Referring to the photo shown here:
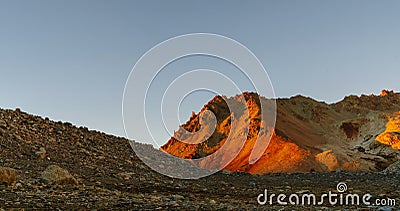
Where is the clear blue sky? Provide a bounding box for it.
[1,0,399,142]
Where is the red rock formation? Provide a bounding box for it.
[162,91,400,174]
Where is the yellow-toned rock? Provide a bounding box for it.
[315,150,339,171]
[376,112,400,150]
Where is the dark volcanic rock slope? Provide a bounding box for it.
[0,108,155,189]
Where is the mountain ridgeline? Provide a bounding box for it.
[161,90,400,174]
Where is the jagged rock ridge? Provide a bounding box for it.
[162,90,400,174]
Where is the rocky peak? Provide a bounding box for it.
[162,91,400,174]
[380,89,395,97]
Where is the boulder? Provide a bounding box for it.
[0,167,17,185]
[41,165,78,186]
[315,150,339,171]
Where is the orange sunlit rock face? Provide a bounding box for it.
[161,92,323,173]
[376,112,400,150]
[162,90,400,174]
[380,89,394,97]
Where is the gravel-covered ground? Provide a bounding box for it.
[1,171,400,210]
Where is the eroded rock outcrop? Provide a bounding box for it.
[162,90,400,174]
[376,112,400,150]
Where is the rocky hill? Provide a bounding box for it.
[162,90,400,174]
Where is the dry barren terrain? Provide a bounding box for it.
[1,91,400,210]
